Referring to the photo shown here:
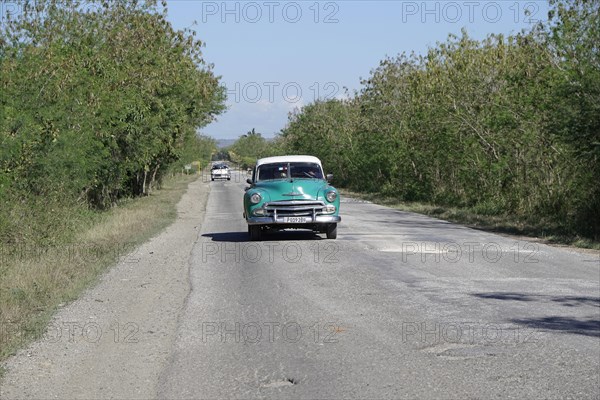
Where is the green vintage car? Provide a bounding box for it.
[243,155,341,241]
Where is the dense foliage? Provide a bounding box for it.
[0,1,225,244]
[280,0,599,239]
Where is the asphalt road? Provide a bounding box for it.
[2,171,599,399]
[159,171,600,399]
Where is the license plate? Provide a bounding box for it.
[285,217,307,223]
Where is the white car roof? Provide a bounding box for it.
[256,155,322,167]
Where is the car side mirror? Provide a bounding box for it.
[326,173,334,183]
[246,178,253,185]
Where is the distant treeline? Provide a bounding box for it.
[0,1,225,244]
[225,128,280,169]
[279,0,599,239]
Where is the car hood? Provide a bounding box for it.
[253,179,330,201]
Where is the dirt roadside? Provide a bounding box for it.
[0,178,209,399]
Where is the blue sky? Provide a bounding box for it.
[166,1,549,140]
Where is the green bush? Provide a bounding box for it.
[280,0,599,239]
[0,1,225,246]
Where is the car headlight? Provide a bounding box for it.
[325,191,337,203]
[250,192,262,204]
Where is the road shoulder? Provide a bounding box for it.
[0,177,210,399]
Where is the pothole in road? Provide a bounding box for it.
[421,343,510,359]
[261,378,297,388]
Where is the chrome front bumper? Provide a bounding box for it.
[246,200,341,225]
[246,215,341,225]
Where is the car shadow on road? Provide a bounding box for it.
[201,232,249,242]
[202,230,324,243]
[472,292,600,337]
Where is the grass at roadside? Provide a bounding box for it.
[339,189,600,250]
[0,173,199,364]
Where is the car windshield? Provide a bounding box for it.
[256,162,323,181]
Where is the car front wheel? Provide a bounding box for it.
[248,225,262,241]
[326,223,337,239]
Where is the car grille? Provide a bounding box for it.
[263,200,326,217]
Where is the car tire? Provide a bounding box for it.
[326,223,337,239]
[248,225,262,241]
[211,177,215,181]
[227,177,231,181]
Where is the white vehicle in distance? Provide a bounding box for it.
[211,163,231,181]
